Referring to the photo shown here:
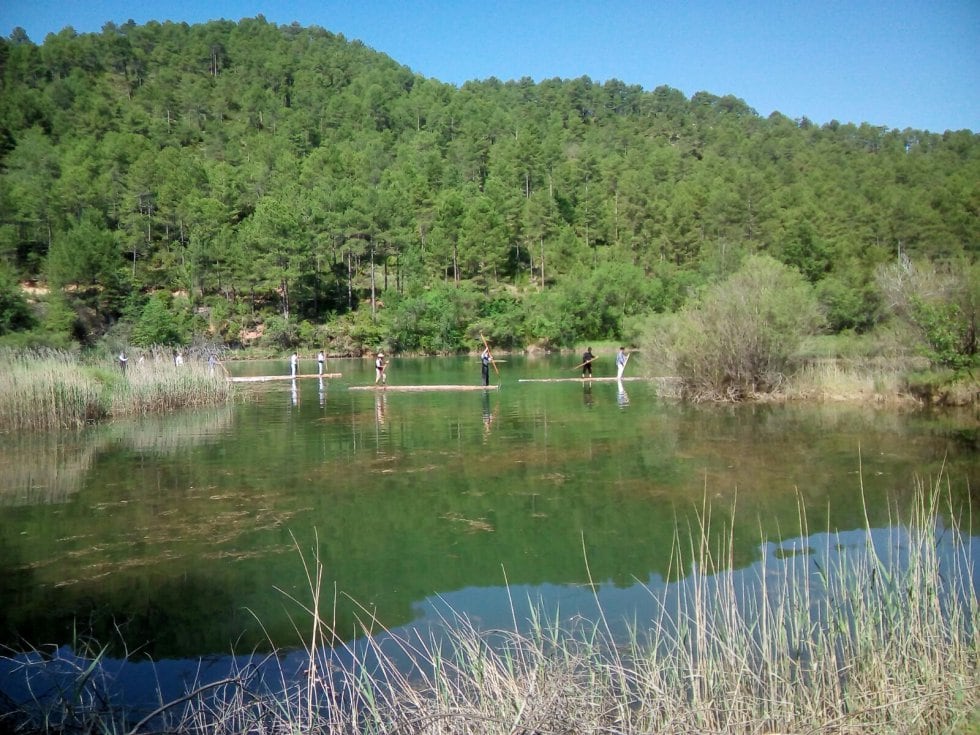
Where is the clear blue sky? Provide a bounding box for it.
[2,0,977,133]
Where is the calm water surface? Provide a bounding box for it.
[1,355,977,701]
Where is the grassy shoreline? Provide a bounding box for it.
[2,479,976,734]
[0,349,234,432]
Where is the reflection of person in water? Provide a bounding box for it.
[482,391,495,435]
[291,379,298,406]
[617,380,630,409]
[583,382,594,408]
[375,391,387,426]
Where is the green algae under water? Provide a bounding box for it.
[0,355,976,660]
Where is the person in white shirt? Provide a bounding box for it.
[616,347,629,380]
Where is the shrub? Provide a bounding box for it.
[261,314,300,349]
[653,255,824,399]
[875,257,979,372]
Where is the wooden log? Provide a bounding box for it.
[348,384,500,392]
[229,373,342,383]
[518,376,648,383]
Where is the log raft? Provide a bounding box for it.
[348,384,499,392]
[518,376,683,388]
[229,373,342,383]
[517,376,646,383]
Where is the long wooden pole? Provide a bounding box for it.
[569,356,600,371]
[480,333,500,375]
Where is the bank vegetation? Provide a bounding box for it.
[0,348,233,431]
[643,255,978,405]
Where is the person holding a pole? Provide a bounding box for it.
[481,346,492,386]
[616,346,630,380]
[581,346,595,378]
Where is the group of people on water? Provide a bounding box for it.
[288,350,330,378]
[481,343,631,385]
[578,346,630,380]
[289,344,633,386]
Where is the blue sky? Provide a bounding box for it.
[1,1,977,133]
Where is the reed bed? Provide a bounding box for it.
[112,355,233,415]
[0,348,233,432]
[783,358,912,404]
[0,348,109,430]
[2,478,976,734]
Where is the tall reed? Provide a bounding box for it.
[226,476,978,734]
[0,349,109,430]
[110,354,233,415]
[0,348,233,432]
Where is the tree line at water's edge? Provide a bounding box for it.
[0,17,977,393]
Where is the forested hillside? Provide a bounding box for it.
[0,17,977,354]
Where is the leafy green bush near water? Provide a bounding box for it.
[649,255,825,400]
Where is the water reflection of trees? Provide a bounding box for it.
[2,392,976,661]
[0,433,100,507]
[0,408,234,506]
[103,407,234,455]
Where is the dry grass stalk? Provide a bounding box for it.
[0,348,232,431]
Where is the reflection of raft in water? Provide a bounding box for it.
[229,373,342,383]
[518,376,647,383]
[349,384,499,392]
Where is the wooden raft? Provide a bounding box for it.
[229,373,342,383]
[518,376,647,383]
[348,384,500,392]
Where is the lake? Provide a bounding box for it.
[1,355,977,706]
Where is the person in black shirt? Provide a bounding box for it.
[581,347,594,378]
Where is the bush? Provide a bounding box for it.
[384,283,481,353]
[261,314,300,349]
[875,258,979,372]
[652,255,824,399]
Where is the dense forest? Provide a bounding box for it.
[0,16,977,358]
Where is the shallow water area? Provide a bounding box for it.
[1,355,977,713]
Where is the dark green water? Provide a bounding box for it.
[1,356,977,664]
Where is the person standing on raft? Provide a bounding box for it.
[581,347,595,378]
[481,346,492,386]
[616,346,630,380]
[375,351,387,385]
